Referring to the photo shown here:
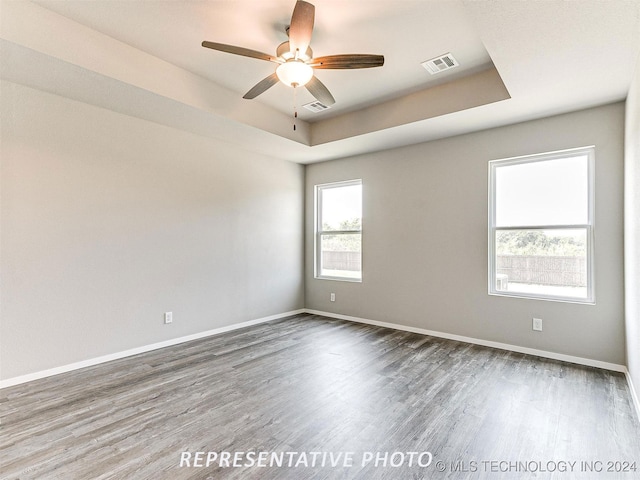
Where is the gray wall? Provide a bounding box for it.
[0,79,631,381]
[625,56,640,396]
[0,81,305,380]
[306,103,625,365]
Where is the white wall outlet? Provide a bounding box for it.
[164,312,173,324]
[330,293,336,302]
[532,317,542,332]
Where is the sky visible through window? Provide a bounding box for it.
[496,155,588,228]
[321,183,362,230]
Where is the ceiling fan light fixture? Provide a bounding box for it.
[276,60,313,87]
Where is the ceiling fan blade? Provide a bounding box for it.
[243,73,279,99]
[311,54,385,69]
[288,1,315,56]
[202,41,279,63]
[305,76,335,106]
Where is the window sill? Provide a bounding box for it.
[315,275,362,283]
[488,291,595,305]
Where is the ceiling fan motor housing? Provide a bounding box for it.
[277,41,313,62]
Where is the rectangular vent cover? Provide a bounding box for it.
[421,53,459,75]
[303,101,331,113]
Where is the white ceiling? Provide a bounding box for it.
[33,0,495,121]
[2,0,640,164]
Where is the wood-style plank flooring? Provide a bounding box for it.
[1,313,639,479]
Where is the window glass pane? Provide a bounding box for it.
[321,184,362,231]
[495,228,587,299]
[320,233,361,279]
[495,155,588,227]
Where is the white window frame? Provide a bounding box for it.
[488,146,595,304]
[315,179,363,282]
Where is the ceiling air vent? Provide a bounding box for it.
[421,53,459,75]
[303,101,331,113]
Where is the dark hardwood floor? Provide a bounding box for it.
[1,313,639,479]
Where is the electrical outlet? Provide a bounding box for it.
[164,312,173,324]
[532,318,542,332]
[330,293,336,302]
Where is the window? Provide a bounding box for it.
[315,180,362,281]
[489,147,594,303]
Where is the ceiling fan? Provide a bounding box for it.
[201,0,384,107]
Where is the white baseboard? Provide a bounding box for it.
[310,305,639,418]
[2,307,633,401]
[0,309,305,389]
[625,369,640,422]
[304,309,627,373]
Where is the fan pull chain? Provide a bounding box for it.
[293,84,298,131]
[293,48,300,131]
